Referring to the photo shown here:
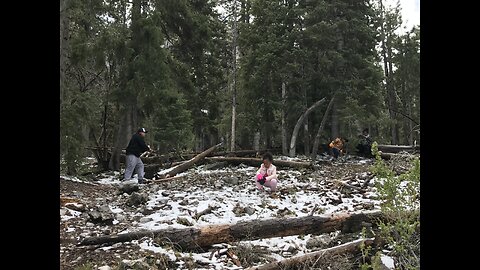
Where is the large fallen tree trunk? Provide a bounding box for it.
[377,144,420,153]
[79,211,382,250]
[246,238,375,270]
[205,157,314,169]
[160,142,223,177]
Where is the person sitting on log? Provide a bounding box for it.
[255,152,278,192]
[329,137,347,159]
[356,128,373,158]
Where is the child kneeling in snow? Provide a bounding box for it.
[255,152,277,192]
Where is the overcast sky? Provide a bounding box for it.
[385,0,420,33]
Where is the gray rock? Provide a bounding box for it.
[60,208,67,216]
[127,192,148,206]
[73,191,84,197]
[119,260,151,270]
[140,217,154,223]
[223,177,239,185]
[158,198,169,204]
[118,183,140,194]
[161,191,170,197]
[362,202,374,210]
[245,207,256,215]
[115,213,126,222]
[98,266,111,270]
[306,235,332,249]
[88,205,114,224]
[142,207,155,215]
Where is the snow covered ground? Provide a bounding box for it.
[60,155,402,269]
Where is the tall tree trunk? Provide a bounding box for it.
[387,45,399,144]
[109,105,136,171]
[331,99,339,139]
[379,0,398,145]
[289,98,326,157]
[230,0,238,152]
[281,81,288,155]
[60,0,70,110]
[253,131,260,151]
[311,95,336,158]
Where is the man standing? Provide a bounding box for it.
[124,128,150,184]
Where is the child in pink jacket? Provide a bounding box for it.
[255,152,278,192]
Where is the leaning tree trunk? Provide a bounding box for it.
[311,95,336,158]
[281,81,288,155]
[289,98,326,157]
[79,211,383,250]
[160,142,223,177]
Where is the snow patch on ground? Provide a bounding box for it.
[381,254,395,269]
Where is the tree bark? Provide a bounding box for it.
[253,131,260,151]
[311,95,336,158]
[377,144,420,153]
[379,152,417,160]
[230,0,238,152]
[60,0,70,109]
[281,81,288,155]
[330,99,339,139]
[160,142,223,177]
[109,105,135,171]
[289,98,326,157]
[79,211,383,250]
[246,238,375,270]
[205,157,314,169]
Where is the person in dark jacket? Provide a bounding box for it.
[356,128,373,158]
[124,128,150,184]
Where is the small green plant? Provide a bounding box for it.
[367,142,420,269]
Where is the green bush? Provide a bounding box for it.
[369,142,420,269]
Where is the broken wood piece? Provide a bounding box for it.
[245,238,374,270]
[194,205,219,220]
[227,249,242,267]
[328,179,365,193]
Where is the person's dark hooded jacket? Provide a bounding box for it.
[126,133,149,157]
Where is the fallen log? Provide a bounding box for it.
[205,157,314,169]
[377,144,420,153]
[380,152,418,160]
[160,142,223,177]
[246,238,374,270]
[141,149,280,164]
[78,211,383,250]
